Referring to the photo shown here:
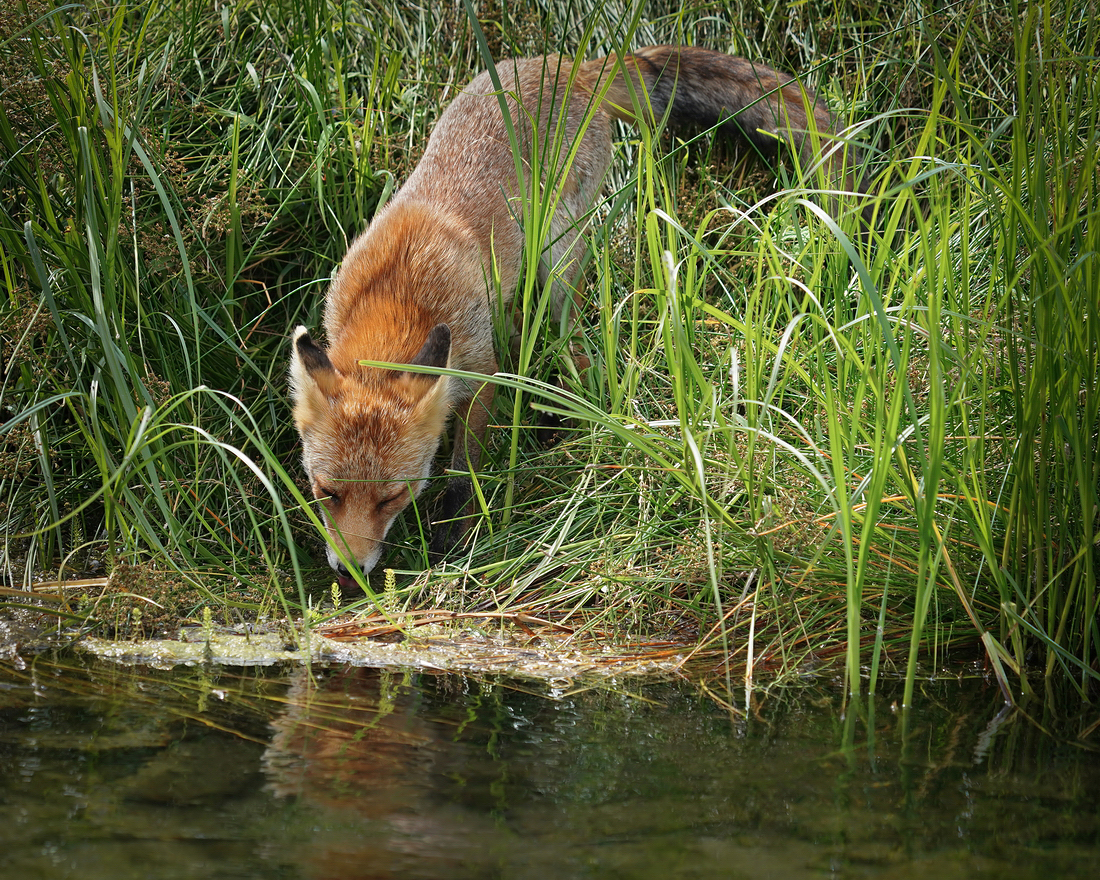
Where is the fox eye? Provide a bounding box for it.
[377,490,404,511]
[317,485,341,506]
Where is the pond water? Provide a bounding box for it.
[1,654,1097,879]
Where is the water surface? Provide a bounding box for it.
[1,655,1096,879]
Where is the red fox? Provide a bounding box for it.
[290,46,857,586]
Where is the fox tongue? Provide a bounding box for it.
[337,574,358,591]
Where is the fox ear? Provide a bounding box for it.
[289,327,342,431]
[399,323,452,404]
[409,323,451,372]
[290,327,342,397]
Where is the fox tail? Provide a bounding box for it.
[588,45,860,189]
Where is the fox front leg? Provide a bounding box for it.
[430,378,495,560]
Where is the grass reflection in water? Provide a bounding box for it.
[0,657,1097,879]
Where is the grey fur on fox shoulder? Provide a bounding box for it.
[289,46,860,586]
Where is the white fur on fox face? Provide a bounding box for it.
[326,540,382,577]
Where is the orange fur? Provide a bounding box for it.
[290,46,855,582]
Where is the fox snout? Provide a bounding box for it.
[314,479,416,583]
[330,557,362,589]
[324,529,385,588]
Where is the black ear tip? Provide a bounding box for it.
[292,326,334,373]
[411,322,452,370]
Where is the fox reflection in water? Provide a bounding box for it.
[262,667,497,879]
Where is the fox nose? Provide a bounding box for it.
[333,561,363,590]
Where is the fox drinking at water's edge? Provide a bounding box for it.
[289,46,859,586]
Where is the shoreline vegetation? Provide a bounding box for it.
[1,0,1097,710]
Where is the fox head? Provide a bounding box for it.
[288,323,452,583]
